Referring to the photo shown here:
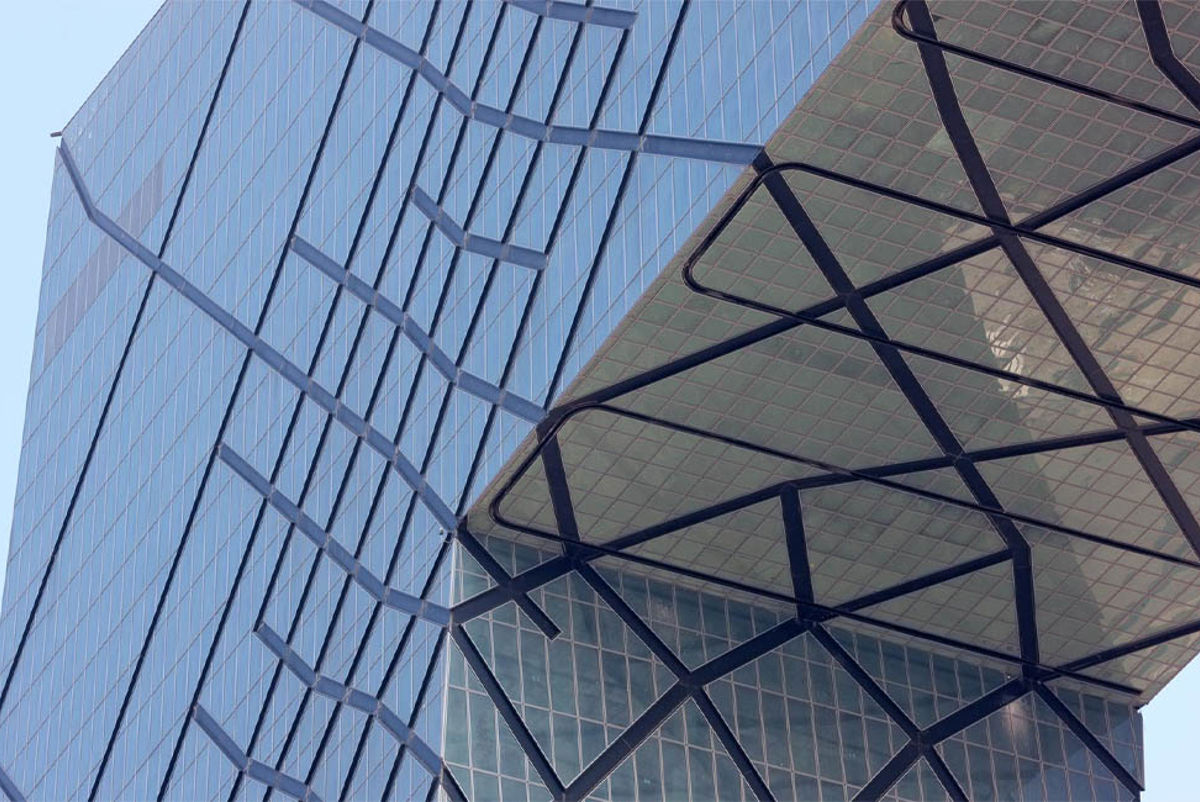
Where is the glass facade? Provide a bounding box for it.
[0,1,1169,801]
[450,537,1142,802]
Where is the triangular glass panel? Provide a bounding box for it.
[458,565,679,785]
[884,755,952,802]
[431,249,499,366]
[452,538,502,603]
[613,320,944,476]
[621,496,794,602]
[854,559,1022,659]
[477,531,560,577]
[364,332,428,451]
[1028,237,1200,420]
[259,250,339,375]
[508,405,822,546]
[689,184,840,315]
[425,386,492,511]
[1039,145,1200,289]
[373,614,445,735]
[305,709,369,802]
[163,720,238,801]
[780,168,992,291]
[979,439,1192,559]
[578,698,759,802]
[1024,522,1200,696]
[338,716,400,802]
[274,691,336,791]
[389,758,435,802]
[407,624,450,754]
[313,282,367,402]
[491,444,561,539]
[941,42,1196,219]
[925,2,1200,125]
[1046,684,1143,786]
[460,261,536,387]
[890,467,979,505]
[444,632,556,802]
[766,23,985,215]
[866,245,1092,392]
[706,629,910,798]
[815,304,857,330]
[555,272,779,406]
[460,404,544,509]
[223,359,302,485]
[935,691,1139,802]
[802,474,1007,606]
[897,347,1114,454]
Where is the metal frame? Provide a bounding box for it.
[299,0,760,165]
[192,705,321,802]
[289,235,545,423]
[465,0,1200,796]
[231,3,476,798]
[254,622,466,801]
[222,4,488,798]
[0,766,24,802]
[15,0,1200,799]
[261,4,558,797]
[155,3,454,797]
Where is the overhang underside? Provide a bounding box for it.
[467,0,1200,703]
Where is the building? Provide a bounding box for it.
[5,0,1200,798]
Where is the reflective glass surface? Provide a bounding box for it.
[0,1,1159,800]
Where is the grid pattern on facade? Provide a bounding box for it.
[465,0,1200,798]
[0,0,1191,800]
[0,0,885,799]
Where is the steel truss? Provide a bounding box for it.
[11,1,1200,800]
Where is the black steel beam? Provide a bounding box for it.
[0,766,24,802]
[891,0,1200,130]
[812,626,919,738]
[780,487,815,608]
[493,405,1200,579]
[1135,0,1200,110]
[852,741,920,801]
[1035,684,1143,795]
[451,626,565,797]
[455,528,559,638]
[925,752,969,802]
[559,125,1200,420]
[259,4,515,794]
[907,0,1200,565]
[791,414,1200,495]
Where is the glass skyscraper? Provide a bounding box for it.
[8,0,1200,799]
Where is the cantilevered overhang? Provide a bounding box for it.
[467,0,1200,702]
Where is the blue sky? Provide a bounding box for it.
[0,3,1195,799]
